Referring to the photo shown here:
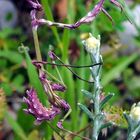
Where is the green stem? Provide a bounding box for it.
[127,131,137,140]
[88,36,102,140]
[92,66,102,140]
[32,29,42,61]
[127,125,140,140]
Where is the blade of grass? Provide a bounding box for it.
[41,0,62,50]
[78,103,94,120]
[62,29,70,61]
[60,0,77,130]
[0,50,23,64]
[61,63,77,131]
[102,54,138,86]
[118,0,140,31]
[5,111,27,140]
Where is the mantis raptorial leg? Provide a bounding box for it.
[59,108,72,124]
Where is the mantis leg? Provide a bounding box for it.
[110,0,123,12]
[57,108,72,129]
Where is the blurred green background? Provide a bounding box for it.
[0,0,140,139]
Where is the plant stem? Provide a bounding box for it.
[32,29,42,61]
[92,61,102,140]
[127,125,140,140]
[83,35,102,140]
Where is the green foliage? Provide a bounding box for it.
[1,0,140,140]
[78,103,94,120]
[102,54,138,86]
[5,112,27,140]
[100,93,114,110]
[81,89,93,99]
[124,112,140,140]
[28,130,40,140]
[0,50,23,64]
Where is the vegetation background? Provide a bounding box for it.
[0,0,140,139]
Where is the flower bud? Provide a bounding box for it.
[84,34,100,52]
[130,102,140,122]
[82,33,100,54]
[82,34,101,64]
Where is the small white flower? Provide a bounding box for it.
[83,34,100,53]
[130,102,140,122]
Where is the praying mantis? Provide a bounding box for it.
[32,50,102,129]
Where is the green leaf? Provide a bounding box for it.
[41,0,61,47]
[0,59,7,68]
[104,83,120,104]
[99,122,113,132]
[123,113,136,131]
[12,75,25,92]
[78,103,94,120]
[102,54,138,86]
[81,89,93,100]
[75,48,91,103]
[100,93,114,110]
[28,130,40,140]
[53,132,62,140]
[0,28,21,39]
[0,83,12,96]
[12,75,24,85]
[5,112,27,140]
[0,50,23,64]
[62,29,70,61]
[17,104,34,133]
[118,0,140,31]
[134,125,140,138]
[61,63,77,130]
